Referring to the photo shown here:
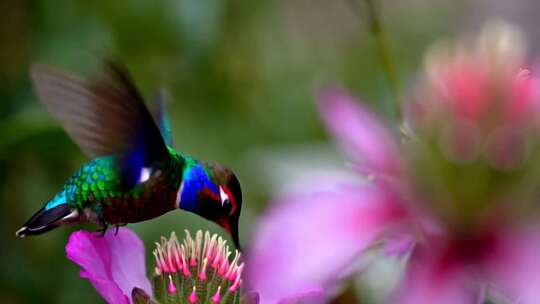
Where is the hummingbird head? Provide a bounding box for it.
[204,163,242,250]
[179,161,242,249]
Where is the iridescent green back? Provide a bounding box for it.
[63,156,130,209]
[62,147,185,211]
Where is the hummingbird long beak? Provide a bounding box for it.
[219,216,241,251]
[230,217,241,251]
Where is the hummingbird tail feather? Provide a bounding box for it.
[16,204,78,238]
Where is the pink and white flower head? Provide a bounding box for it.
[66,228,257,304]
[153,230,244,303]
[246,22,540,303]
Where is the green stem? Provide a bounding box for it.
[350,0,401,119]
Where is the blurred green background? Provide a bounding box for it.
[0,0,529,302]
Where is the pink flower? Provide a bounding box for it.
[66,228,250,304]
[66,228,151,304]
[246,23,540,303]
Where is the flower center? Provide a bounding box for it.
[152,230,244,303]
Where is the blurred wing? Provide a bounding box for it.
[151,87,174,147]
[31,62,170,187]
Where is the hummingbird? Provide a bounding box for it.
[15,62,243,248]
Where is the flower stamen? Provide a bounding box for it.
[152,230,244,303]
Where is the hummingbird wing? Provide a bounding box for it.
[151,87,174,147]
[31,62,170,188]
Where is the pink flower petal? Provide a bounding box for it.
[382,231,415,257]
[316,87,400,176]
[277,290,326,304]
[66,228,152,304]
[246,183,404,303]
[392,244,477,304]
[488,226,540,304]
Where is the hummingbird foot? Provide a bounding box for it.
[92,214,110,238]
[113,223,127,235]
[94,225,109,238]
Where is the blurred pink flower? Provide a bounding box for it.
[246,24,540,304]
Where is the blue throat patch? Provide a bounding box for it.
[179,163,219,212]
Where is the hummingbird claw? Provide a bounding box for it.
[93,225,108,238]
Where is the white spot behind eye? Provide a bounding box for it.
[220,186,229,207]
[139,167,151,183]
